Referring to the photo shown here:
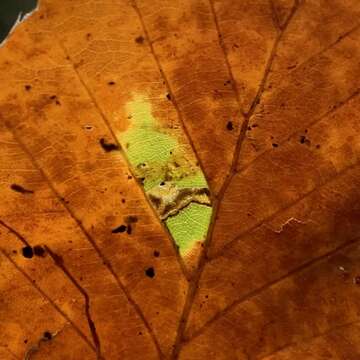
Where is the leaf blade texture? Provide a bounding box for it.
[0,0,360,359]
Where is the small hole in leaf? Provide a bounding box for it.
[22,246,33,259]
[99,138,119,152]
[145,267,155,278]
[10,183,33,194]
[226,121,234,131]
[300,135,311,146]
[43,331,52,340]
[112,225,127,233]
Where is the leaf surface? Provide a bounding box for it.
[0,0,359,359]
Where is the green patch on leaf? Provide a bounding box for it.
[117,94,212,257]
[165,203,212,256]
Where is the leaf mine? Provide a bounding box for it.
[118,94,212,259]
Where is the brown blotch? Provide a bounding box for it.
[33,245,45,257]
[135,35,145,44]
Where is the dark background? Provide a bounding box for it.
[0,0,37,43]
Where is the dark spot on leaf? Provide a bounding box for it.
[252,124,258,128]
[24,85,32,91]
[108,81,116,86]
[50,95,57,100]
[10,183,34,194]
[226,121,234,131]
[121,198,126,203]
[300,135,311,146]
[153,250,160,257]
[51,252,64,265]
[354,276,360,285]
[316,144,321,149]
[166,93,171,100]
[33,245,45,257]
[135,35,144,44]
[160,181,165,186]
[22,246,33,259]
[128,175,132,179]
[125,215,138,223]
[272,143,279,148]
[126,224,132,234]
[112,225,127,233]
[145,267,155,278]
[60,196,70,204]
[43,331,52,340]
[99,138,119,152]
